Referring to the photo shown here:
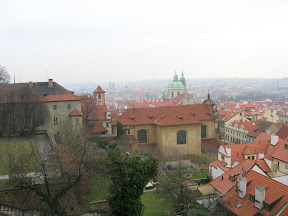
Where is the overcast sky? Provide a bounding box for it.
[1,0,288,84]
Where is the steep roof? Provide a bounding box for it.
[93,86,105,94]
[218,170,288,216]
[248,121,273,138]
[112,104,215,127]
[271,141,288,163]
[276,126,288,140]
[210,160,255,194]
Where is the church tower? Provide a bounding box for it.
[93,86,106,105]
[168,70,186,99]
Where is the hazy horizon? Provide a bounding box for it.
[1,0,288,83]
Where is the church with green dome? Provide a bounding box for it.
[168,70,186,99]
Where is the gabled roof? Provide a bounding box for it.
[210,160,255,194]
[248,121,273,138]
[218,170,288,216]
[69,109,83,117]
[111,104,215,127]
[93,86,105,94]
[91,122,108,133]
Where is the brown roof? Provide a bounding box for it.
[276,126,288,140]
[218,170,288,216]
[248,121,273,138]
[41,94,81,102]
[112,104,215,127]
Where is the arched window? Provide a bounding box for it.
[172,92,174,98]
[177,130,186,144]
[178,92,180,95]
[201,125,207,139]
[138,130,147,143]
[98,94,101,99]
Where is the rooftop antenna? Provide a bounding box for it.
[14,75,15,84]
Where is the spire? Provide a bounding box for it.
[180,69,186,85]
[208,90,210,100]
[173,71,179,82]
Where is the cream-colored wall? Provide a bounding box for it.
[271,159,288,177]
[39,100,82,134]
[201,119,216,139]
[225,113,250,124]
[134,125,157,144]
[168,87,185,99]
[160,124,201,158]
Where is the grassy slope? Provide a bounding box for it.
[0,138,40,175]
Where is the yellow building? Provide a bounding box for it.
[112,104,217,159]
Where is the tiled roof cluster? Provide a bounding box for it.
[218,170,288,216]
[210,160,255,194]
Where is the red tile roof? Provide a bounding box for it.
[231,120,261,133]
[210,160,255,194]
[222,111,239,122]
[209,160,227,169]
[41,94,81,102]
[218,170,288,216]
[91,122,107,133]
[271,141,288,163]
[69,109,83,116]
[256,159,271,173]
[112,104,215,127]
[93,86,105,94]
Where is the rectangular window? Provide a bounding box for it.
[285,165,288,171]
[53,117,58,125]
[127,130,131,135]
[221,155,225,161]
[106,122,109,127]
[67,104,71,109]
[53,105,57,110]
[75,118,79,126]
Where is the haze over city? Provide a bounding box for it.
[1,0,288,84]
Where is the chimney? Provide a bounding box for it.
[48,79,53,88]
[258,153,264,159]
[255,185,265,209]
[28,81,33,88]
[226,147,231,157]
[271,134,278,146]
[237,176,247,198]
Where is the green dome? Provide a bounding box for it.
[168,81,185,88]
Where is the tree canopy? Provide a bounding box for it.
[106,150,158,216]
[0,65,10,84]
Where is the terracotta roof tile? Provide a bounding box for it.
[271,141,288,163]
[41,94,81,102]
[201,138,221,153]
[93,86,105,94]
[91,122,107,133]
[69,109,83,116]
[210,160,255,194]
[112,104,215,127]
[218,170,288,216]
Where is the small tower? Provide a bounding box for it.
[203,91,216,112]
[180,69,186,94]
[93,86,106,105]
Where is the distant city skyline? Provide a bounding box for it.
[1,0,288,84]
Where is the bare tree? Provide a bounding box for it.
[1,120,105,215]
[0,86,49,136]
[0,64,10,84]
